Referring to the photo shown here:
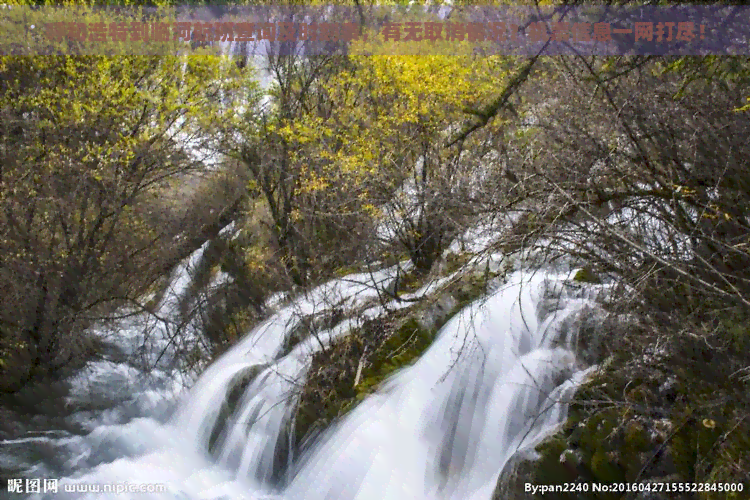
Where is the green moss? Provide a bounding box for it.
[625,384,658,406]
[452,272,489,309]
[355,317,433,400]
[704,437,750,500]
[208,365,266,454]
[294,311,442,449]
[396,270,428,295]
[444,252,472,274]
[624,420,649,449]
[522,300,750,497]
[533,436,576,484]
[573,266,602,284]
[590,449,623,483]
[621,420,652,481]
[334,263,365,277]
[293,331,368,448]
[670,425,698,480]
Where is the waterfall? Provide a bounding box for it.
[19,256,603,500]
[282,271,593,500]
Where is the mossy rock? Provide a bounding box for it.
[590,448,624,483]
[208,364,268,455]
[293,310,440,451]
[354,317,434,400]
[533,436,578,484]
[443,252,472,274]
[396,269,429,295]
[334,263,365,277]
[573,266,602,284]
[516,305,750,500]
[451,272,489,308]
[292,290,482,453]
[293,328,371,450]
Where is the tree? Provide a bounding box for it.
[0,53,243,391]
[272,17,514,274]
[229,2,376,286]
[493,55,750,311]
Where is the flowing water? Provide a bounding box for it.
[2,241,604,500]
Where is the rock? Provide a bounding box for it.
[417,294,458,332]
[570,306,611,366]
[492,454,537,500]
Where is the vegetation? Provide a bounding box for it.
[1,0,749,495]
[293,268,493,452]
[500,315,750,499]
[0,52,251,390]
[488,53,750,498]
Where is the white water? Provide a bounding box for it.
[283,271,593,500]
[14,240,603,500]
